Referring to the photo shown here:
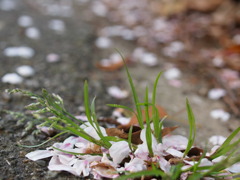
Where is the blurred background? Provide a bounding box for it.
[0,0,240,179]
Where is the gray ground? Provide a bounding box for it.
[0,0,239,179]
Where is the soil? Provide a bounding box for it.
[0,0,239,180]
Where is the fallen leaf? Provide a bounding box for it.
[106,126,142,144]
[128,105,167,126]
[223,44,240,55]
[186,147,203,157]
[162,126,178,137]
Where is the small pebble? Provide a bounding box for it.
[46,53,60,63]
[25,27,40,39]
[208,88,226,100]
[2,73,23,84]
[164,67,181,80]
[210,109,230,122]
[95,37,112,49]
[35,160,46,167]
[18,15,33,27]
[4,46,34,58]
[16,65,35,77]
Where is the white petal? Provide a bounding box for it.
[164,67,181,80]
[140,53,158,66]
[73,159,90,176]
[46,53,60,63]
[210,109,230,122]
[25,27,41,39]
[48,19,65,33]
[166,148,184,158]
[18,15,33,27]
[2,73,23,84]
[109,141,130,164]
[208,88,226,100]
[158,156,171,173]
[26,150,52,161]
[48,156,78,176]
[208,135,226,146]
[125,158,147,172]
[16,65,35,77]
[4,46,34,58]
[116,117,130,125]
[163,135,188,150]
[227,162,240,173]
[81,123,107,140]
[107,86,129,99]
[95,37,112,49]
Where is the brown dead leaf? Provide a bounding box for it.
[96,58,129,71]
[128,105,167,127]
[85,144,102,154]
[106,126,143,145]
[187,146,203,157]
[162,126,178,137]
[223,45,240,55]
[91,162,115,170]
[188,0,224,12]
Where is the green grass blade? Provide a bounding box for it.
[116,169,166,180]
[145,87,153,157]
[170,164,184,180]
[90,97,111,148]
[84,81,94,126]
[128,126,134,153]
[210,127,240,159]
[183,99,196,157]
[107,104,136,115]
[18,131,68,148]
[152,72,163,105]
[116,50,144,129]
[52,146,102,156]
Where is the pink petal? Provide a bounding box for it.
[162,135,188,150]
[166,148,184,158]
[73,159,90,177]
[109,141,130,165]
[158,156,171,173]
[25,150,52,161]
[227,162,240,173]
[48,156,78,176]
[125,158,147,172]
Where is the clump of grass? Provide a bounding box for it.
[6,56,240,179]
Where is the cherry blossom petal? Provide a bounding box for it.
[91,162,119,179]
[109,141,130,165]
[25,150,52,161]
[166,148,184,158]
[80,122,107,140]
[48,155,77,176]
[227,162,240,173]
[162,135,188,150]
[208,135,226,146]
[158,156,171,173]
[73,159,91,176]
[125,158,147,172]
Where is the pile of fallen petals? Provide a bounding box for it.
[26,122,240,179]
